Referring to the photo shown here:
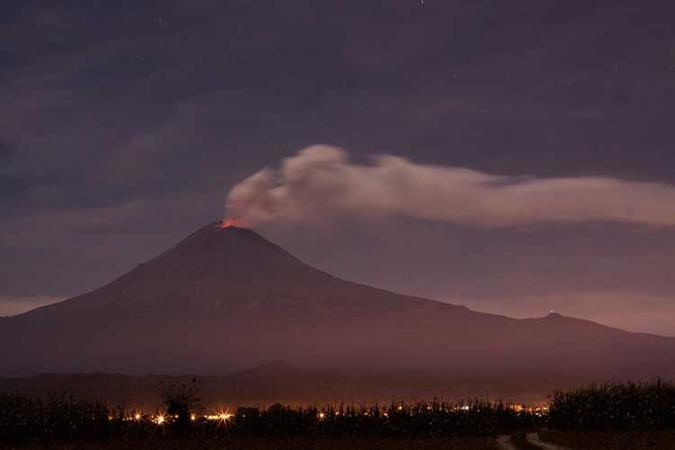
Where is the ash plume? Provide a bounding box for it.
[226,145,675,228]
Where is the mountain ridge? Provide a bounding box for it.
[1,221,674,384]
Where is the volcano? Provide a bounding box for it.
[2,222,675,383]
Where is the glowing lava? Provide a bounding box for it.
[220,218,239,228]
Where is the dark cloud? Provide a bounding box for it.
[1,0,675,333]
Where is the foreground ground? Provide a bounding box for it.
[541,431,675,450]
[5,432,675,449]
[2,437,496,450]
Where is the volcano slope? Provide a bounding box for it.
[2,222,674,384]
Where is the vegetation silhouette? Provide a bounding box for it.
[158,379,201,435]
[547,379,675,431]
[2,380,675,445]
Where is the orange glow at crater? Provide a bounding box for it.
[220,218,240,228]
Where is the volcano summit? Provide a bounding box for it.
[2,222,674,383]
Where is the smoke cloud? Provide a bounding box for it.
[226,145,675,228]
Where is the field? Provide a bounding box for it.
[1,436,497,450]
[7,433,675,450]
[2,380,675,450]
[541,431,675,450]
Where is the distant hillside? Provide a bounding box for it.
[1,222,674,386]
[0,361,576,409]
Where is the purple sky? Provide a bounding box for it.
[2,0,675,335]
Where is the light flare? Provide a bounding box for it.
[205,410,233,422]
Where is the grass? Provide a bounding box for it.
[540,431,675,450]
[2,436,498,450]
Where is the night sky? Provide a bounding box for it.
[2,0,675,335]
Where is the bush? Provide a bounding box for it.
[548,379,675,431]
[159,379,200,435]
[0,393,110,443]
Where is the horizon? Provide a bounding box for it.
[3,220,670,339]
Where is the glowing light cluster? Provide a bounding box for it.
[93,401,549,428]
[204,411,233,421]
